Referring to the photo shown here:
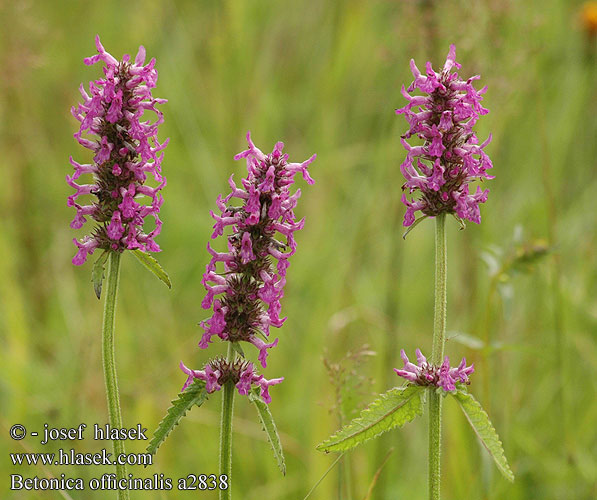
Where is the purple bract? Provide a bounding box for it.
[394,348,474,392]
[68,35,168,265]
[396,44,493,227]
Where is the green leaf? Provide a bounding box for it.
[132,249,172,289]
[146,379,208,457]
[231,341,245,358]
[91,251,109,299]
[451,213,467,231]
[248,389,286,475]
[451,388,514,482]
[316,385,424,453]
[402,215,428,239]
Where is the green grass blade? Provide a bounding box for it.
[248,389,286,475]
[146,379,208,457]
[362,447,394,500]
[316,385,424,453]
[131,249,172,289]
[302,453,345,500]
[452,389,515,482]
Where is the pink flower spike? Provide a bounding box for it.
[195,132,315,365]
[397,45,492,226]
[69,36,167,264]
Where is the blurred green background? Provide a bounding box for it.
[1,0,596,498]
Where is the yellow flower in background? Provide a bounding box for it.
[581,1,597,36]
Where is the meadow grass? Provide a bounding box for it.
[1,0,596,498]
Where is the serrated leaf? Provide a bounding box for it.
[316,385,424,453]
[132,249,172,289]
[452,388,514,482]
[248,389,286,475]
[146,379,208,457]
[91,251,109,299]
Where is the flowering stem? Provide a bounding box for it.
[219,343,235,500]
[428,391,442,500]
[431,214,447,364]
[101,252,129,500]
[429,213,447,500]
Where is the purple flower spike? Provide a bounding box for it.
[179,358,283,404]
[182,133,313,404]
[199,133,315,365]
[68,35,168,264]
[396,45,492,227]
[394,348,474,392]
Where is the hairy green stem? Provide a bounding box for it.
[428,390,442,500]
[101,252,129,500]
[219,343,235,500]
[431,214,447,364]
[429,214,447,500]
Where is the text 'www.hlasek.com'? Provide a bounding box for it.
[8,423,228,493]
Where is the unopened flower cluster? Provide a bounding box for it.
[394,349,474,392]
[68,35,168,265]
[180,133,315,403]
[180,359,283,404]
[396,44,493,227]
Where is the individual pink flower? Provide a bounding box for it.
[68,35,168,264]
[396,45,493,226]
